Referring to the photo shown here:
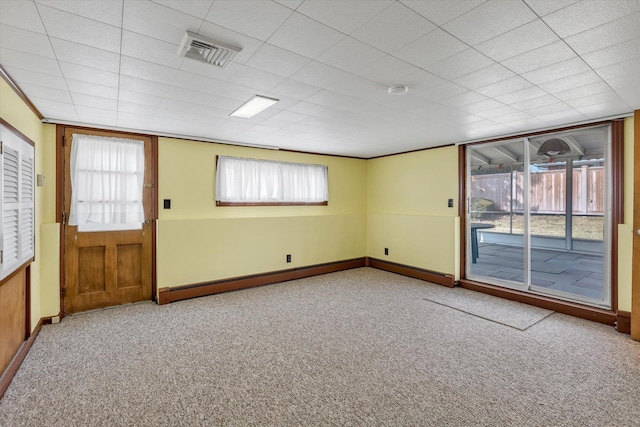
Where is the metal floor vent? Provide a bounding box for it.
[177,31,242,68]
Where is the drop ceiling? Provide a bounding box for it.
[1,0,639,158]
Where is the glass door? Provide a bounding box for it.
[467,126,610,309]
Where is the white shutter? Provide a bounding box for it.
[0,124,35,280]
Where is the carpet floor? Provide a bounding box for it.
[1,268,639,426]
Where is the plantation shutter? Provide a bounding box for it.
[0,124,35,280]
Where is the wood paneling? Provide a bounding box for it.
[632,111,640,340]
[158,258,367,305]
[0,269,26,376]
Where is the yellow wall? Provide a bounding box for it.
[156,137,367,288]
[366,146,460,278]
[0,79,59,331]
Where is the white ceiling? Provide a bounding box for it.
[1,0,639,158]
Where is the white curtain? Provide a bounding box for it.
[216,156,328,203]
[69,134,145,231]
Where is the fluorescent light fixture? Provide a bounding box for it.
[230,95,279,118]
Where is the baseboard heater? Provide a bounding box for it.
[366,258,455,288]
[158,258,367,305]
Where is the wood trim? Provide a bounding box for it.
[158,258,367,305]
[56,125,65,319]
[459,279,616,325]
[616,310,631,334]
[458,144,467,280]
[216,201,328,206]
[367,258,456,288]
[151,136,158,302]
[0,118,36,147]
[0,65,43,121]
[460,119,621,147]
[0,260,33,289]
[610,120,624,312]
[0,316,52,400]
[632,110,640,340]
[366,143,456,160]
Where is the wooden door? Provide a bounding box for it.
[62,128,154,314]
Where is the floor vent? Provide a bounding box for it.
[177,31,242,68]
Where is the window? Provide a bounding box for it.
[69,134,145,232]
[0,122,35,280]
[215,156,328,206]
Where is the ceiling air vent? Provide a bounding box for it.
[177,31,242,68]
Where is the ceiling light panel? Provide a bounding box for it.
[230,95,279,118]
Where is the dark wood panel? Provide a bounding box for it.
[616,311,631,334]
[632,111,640,340]
[77,246,106,294]
[158,258,367,305]
[367,258,455,288]
[117,244,142,289]
[0,269,26,375]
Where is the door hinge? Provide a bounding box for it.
[0,140,3,154]
[62,136,66,147]
[61,212,67,225]
[143,183,154,188]
[61,288,66,298]
[0,250,3,264]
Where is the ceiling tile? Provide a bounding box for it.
[453,63,515,90]
[455,98,504,114]
[30,97,78,119]
[289,61,349,89]
[37,4,121,53]
[297,0,392,34]
[117,101,158,116]
[511,94,559,111]
[537,70,603,93]
[500,40,576,75]
[0,48,62,76]
[359,55,420,86]
[287,101,328,116]
[425,48,493,80]
[160,98,203,115]
[542,0,639,38]
[151,0,214,18]
[122,31,184,70]
[393,28,468,68]
[269,79,321,99]
[400,0,484,26]
[401,70,447,95]
[59,62,119,88]
[443,0,537,45]
[204,0,292,41]
[553,81,611,102]
[473,104,520,120]
[120,56,179,85]
[123,0,204,45]
[66,79,118,99]
[317,37,386,74]
[524,0,579,17]
[35,0,123,27]
[0,0,46,34]
[50,38,120,73]
[173,70,254,100]
[205,94,244,112]
[439,91,489,108]
[566,89,625,108]
[119,89,165,107]
[274,0,304,10]
[581,37,640,69]
[119,75,172,97]
[230,65,285,92]
[165,86,214,106]
[476,19,560,62]
[523,101,572,117]
[576,100,631,118]
[564,12,640,55]
[350,2,436,54]
[522,57,590,85]
[418,80,468,101]
[493,86,548,104]
[19,82,72,103]
[245,43,310,77]
[269,110,309,123]
[0,25,55,59]
[71,93,117,110]
[267,12,345,58]
[4,67,67,91]
[476,76,532,98]
[179,57,240,81]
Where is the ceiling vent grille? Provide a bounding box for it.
[177,31,242,68]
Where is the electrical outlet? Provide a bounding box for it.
[286,254,291,263]
[448,198,454,208]
[384,248,388,256]
[163,199,171,209]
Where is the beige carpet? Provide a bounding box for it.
[1,268,639,426]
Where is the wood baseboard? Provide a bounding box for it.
[158,258,367,305]
[367,258,455,288]
[616,311,631,334]
[0,315,54,400]
[458,279,616,326]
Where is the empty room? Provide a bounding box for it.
[1,0,640,425]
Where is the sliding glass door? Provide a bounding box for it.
[466,126,610,308]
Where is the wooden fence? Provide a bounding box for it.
[470,166,604,215]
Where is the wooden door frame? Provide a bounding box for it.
[56,125,158,318]
[632,111,640,339]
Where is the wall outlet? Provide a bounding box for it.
[163,199,171,209]
[448,198,454,208]
[286,254,291,263]
[384,248,388,256]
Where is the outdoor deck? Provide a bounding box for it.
[470,243,605,302]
